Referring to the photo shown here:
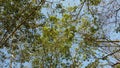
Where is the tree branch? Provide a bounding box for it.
[100,49,120,60]
[96,40,120,42]
[1,1,45,46]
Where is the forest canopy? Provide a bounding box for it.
[0,0,120,68]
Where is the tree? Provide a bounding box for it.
[0,0,46,67]
[92,0,120,67]
[0,0,120,68]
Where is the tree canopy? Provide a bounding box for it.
[0,0,120,68]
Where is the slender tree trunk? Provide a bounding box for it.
[20,45,23,68]
[10,58,12,68]
[10,44,12,68]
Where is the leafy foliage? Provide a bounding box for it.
[1,0,118,68]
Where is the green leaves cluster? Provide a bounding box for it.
[0,0,104,68]
[89,0,101,5]
[80,0,101,5]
